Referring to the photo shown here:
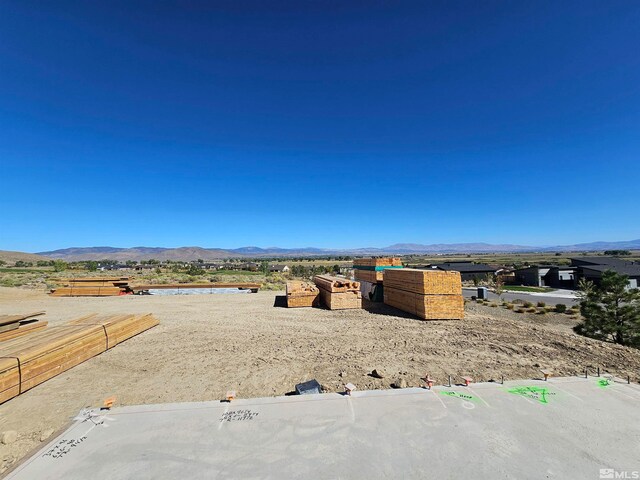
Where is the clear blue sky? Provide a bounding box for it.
[1,1,639,252]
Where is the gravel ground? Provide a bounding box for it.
[1,286,640,474]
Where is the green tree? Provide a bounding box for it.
[86,261,98,272]
[186,263,204,276]
[574,271,640,347]
[53,260,67,272]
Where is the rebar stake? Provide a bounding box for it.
[448,375,452,387]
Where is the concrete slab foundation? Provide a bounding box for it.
[6,377,640,479]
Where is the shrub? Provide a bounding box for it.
[526,307,537,313]
[471,296,477,301]
[505,303,514,310]
[523,301,533,308]
[536,301,546,308]
[555,304,567,313]
[514,308,524,314]
[537,309,547,315]
[489,302,498,307]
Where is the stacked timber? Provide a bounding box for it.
[50,277,132,297]
[353,257,403,283]
[286,281,320,308]
[383,269,464,320]
[0,312,47,341]
[0,313,158,404]
[313,275,362,310]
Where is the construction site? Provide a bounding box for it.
[1,259,640,478]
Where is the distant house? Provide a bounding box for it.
[514,265,577,288]
[429,261,498,282]
[570,257,640,289]
[269,264,290,273]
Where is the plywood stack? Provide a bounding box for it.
[353,257,403,283]
[383,269,464,320]
[0,313,158,404]
[50,277,132,297]
[0,312,48,341]
[286,281,320,308]
[313,275,362,310]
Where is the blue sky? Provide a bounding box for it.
[1,1,639,252]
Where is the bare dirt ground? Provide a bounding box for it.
[2,286,640,474]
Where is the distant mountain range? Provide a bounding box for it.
[35,239,640,261]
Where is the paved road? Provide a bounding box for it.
[462,288,578,306]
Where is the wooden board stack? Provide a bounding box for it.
[0,312,48,341]
[286,281,320,308]
[50,277,132,297]
[383,269,464,320]
[313,275,362,310]
[0,313,158,404]
[353,257,403,283]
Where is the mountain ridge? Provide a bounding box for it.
[35,239,640,261]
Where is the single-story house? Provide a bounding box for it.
[269,264,290,273]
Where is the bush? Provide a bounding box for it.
[489,302,498,307]
[536,301,546,308]
[514,308,524,314]
[537,309,547,315]
[523,301,533,308]
[555,304,567,313]
[505,303,514,310]
[470,296,477,301]
[526,307,537,313]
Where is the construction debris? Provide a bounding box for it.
[313,275,362,310]
[383,269,464,320]
[285,281,320,308]
[50,278,132,296]
[0,313,159,404]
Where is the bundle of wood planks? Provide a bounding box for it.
[313,275,362,310]
[0,312,48,342]
[353,257,403,283]
[286,281,320,308]
[50,277,132,297]
[0,313,158,404]
[383,269,464,320]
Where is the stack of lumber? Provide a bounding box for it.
[313,275,362,310]
[50,277,132,297]
[353,257,403,283]
[0,313,158,404]
[0,312,48,341]
[383,269,464,320]
[286,281,320,308]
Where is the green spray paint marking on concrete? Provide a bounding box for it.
[439,391,477,402]
[597,379,611,388]
[507,386,556,404]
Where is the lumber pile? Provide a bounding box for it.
[50,277,132,297]
[313,275,362,310]
[383,269,464,320]
[353,257,403,283]
[0,313,158,404]
[0,312,47,341]
[131,282,261,293]
[286,281,320,308]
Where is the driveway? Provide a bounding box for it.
[462,287,578,306]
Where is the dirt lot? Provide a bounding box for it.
[2,286,640,474]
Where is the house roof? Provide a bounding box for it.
[579,264,640,276]
[434,263,496,273]
[571,256,635,267]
